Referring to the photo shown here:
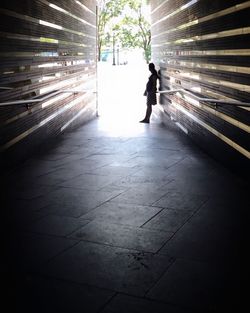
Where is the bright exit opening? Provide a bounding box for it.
[96,0,159,135]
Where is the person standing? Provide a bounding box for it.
[140,63,159,123]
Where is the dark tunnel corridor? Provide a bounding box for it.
[1,1,250,312]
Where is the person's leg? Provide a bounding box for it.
[140,104,152,123]
[145,104,152,121]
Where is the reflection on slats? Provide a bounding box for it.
[170,100,250,158]
[150,0,250,172]
[152,0,198,27]
[152,1,250,39]
[0,92,93,152]
[0,0,97,167]
[162,49,250,56]
[153,27,250,47]
[166,60,250,75]
[39,0,96,28]
[0,8,96,39]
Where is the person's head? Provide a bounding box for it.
[148,63,155,73]
[148,62,159,78]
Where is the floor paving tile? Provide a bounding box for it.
[85,164,140,176]
[69,146,102,156]
[147,258,230,311]
[123,155,183,168]
[59,173,121,190]
[33,157,75,169]
[8,184,60,200]
[13,160,60,177]
[81,202,162,226]
[153,191,208,211]
[9,210,47,231]
[110,186,169,206]
[6,233,79,272]
[162,173,238,196]
[142,208,193,232]
[6,196,51,212]
[157,202,246,261]
[9,275,114,313]
[101,293,193,313]
[36,152,71,161]
[50,144,81,155]
[42,241,173,296]
[85,153,133,163]
[108,174,172,189]
[70,220,173,253]
[25,215,90,236]
[33,167,83,186]
[40,187,126,217]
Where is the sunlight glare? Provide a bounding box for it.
[97,52,150,136]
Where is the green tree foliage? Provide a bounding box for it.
[97,0,127,61]
[119,1,151,63]
[97,0,151,63]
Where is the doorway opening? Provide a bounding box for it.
[96,0,157,134]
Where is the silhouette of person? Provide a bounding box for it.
[140,63,159,123]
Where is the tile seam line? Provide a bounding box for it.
[19,224,90,240]
[66,237,170,254]
[149,167,184,207]
[34,173,84,183]
[31,272,117,295]
[107,290,190,310]
[139,207,166,228]
[75,188,131,212]
[73,219,174,234]
[96,292,118,313]
[143,257,176,298]
[37,239,81,266]
[155,196,211,255]
[155,254,229,265]
[144,279,204,311]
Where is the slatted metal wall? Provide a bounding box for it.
[0,0,97,167]
[150,0,250,172]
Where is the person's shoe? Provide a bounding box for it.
[139,119,149,123]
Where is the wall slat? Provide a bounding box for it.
[150,0,250,173]
[0,0,97,168]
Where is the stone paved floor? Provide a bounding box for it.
[2,115,249,313]
[2,64,249,312]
